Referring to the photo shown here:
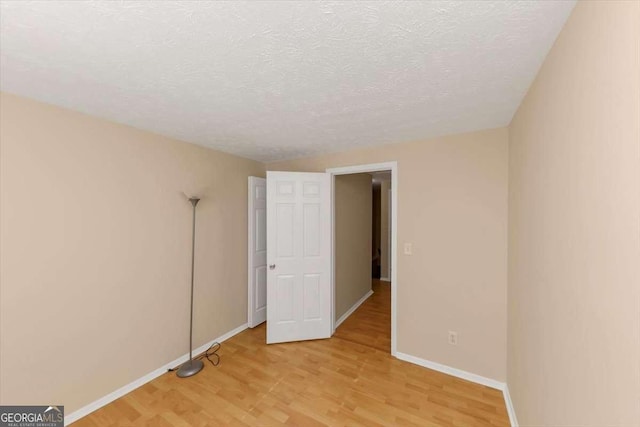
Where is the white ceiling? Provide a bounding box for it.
[0,1,575,162]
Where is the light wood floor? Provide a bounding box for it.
[73,280,509,426]
[333,280,391,353]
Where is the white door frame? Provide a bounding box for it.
[387,188,392,280]
[326,161,398,356]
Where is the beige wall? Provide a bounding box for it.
[335,174,372,321]
[270,127,508,381]
[0,93,264,412]
[508,1,640,425]
[372,184,381,265]
[380,179,391,280]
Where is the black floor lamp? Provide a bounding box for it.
[176,197,204,378]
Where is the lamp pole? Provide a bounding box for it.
[177,197,204,378]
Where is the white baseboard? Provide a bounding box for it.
[503,385,519,427]
[335,290,374,328]
[395,351,505,390]
[395,351,518,426]
[379,277,391,282]
[64,323,248,426]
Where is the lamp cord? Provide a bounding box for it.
[200,341,221,366]
[167,341,221,372]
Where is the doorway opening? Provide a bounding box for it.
[372,171,392,282]
[327,162,397,355]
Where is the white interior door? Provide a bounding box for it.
[248,176,267,328]
[266,171,331,344]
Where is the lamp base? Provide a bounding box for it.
[176,359,204,378]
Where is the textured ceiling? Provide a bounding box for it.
[0,1,575,162]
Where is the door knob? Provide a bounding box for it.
[269,264,276,270]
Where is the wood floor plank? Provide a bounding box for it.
[72,280,509,426]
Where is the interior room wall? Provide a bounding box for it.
[380,178,391,280]
[372,182,381,278]
[0,92,265,413]
[335,173,373,321]
[269,127,508,381]
[507,1,640,425]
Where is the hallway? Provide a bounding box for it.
[333,279,391,353]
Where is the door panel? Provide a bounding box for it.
[267,171,331,344]
[276,204,295,257]
[303,204,321,256]
[276,275,295,322]
[255,266,267,311]
[256,209,266,253]
[303,274,321,320]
